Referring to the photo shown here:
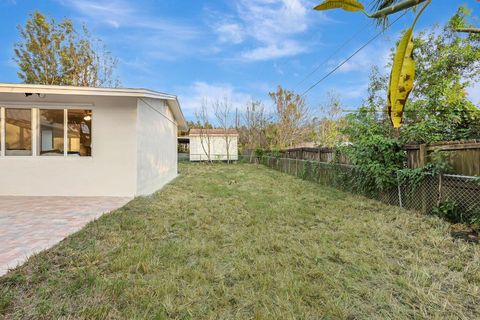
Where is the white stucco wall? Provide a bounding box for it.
[136,98,178,196]
[190,135,238,161]
[0,93,138,196]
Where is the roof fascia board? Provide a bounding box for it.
[0,83,188,131]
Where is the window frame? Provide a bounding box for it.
[0,102,94,158]
[0,107,4,157]
[66,109,93,157]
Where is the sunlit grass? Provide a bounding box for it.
[1,163,479,319]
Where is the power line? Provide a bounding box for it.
[300,11,407,98]
[293,19,372,90]
[267,20,382,112]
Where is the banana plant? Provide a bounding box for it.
[314,0,431,128]
[388,3,428,128]
[314,0,366,13]
[314,0,428,20]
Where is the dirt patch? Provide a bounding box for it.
[450,224,479,243]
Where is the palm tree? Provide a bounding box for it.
[369,0,428,24]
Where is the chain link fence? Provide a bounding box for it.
[245,155,480,222]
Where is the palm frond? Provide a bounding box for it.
[369,0,427,27]
[370,0,401,11]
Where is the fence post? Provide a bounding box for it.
[419,144,427,168]
[397,171,403,208]
[295,159,298,177]
[438,174,443,205]
[421,179,428,214]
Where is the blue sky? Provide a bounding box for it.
[0,0,478,120]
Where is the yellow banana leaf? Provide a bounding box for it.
[388,28,415,128]
[387,1,430,128]
[314,0,364,12]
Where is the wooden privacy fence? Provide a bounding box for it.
[258,140,480,176]
[277,147,350,164]
[405,140,480,176]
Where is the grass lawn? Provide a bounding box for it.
[1,163,480,319]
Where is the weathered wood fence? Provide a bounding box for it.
[277,147,350,164]
[405,140,480,176]
[259,140,480,176]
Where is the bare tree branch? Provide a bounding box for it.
[456,28,480,34]
[194,100,212,163]
[213,97,234,164]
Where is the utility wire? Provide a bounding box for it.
[293,19,372,90]
[300,11,407,98]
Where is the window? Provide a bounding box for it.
[5,108,32,156]
[0,107,3,155]
[0,107,92,157]
[39,109,64,156]
[68,110,92,156]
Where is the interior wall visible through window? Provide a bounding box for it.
[5,108,32,156]
[0,107,3,155]
[0,107,92,157]
[39,109,64,156]
[68,110,92,157]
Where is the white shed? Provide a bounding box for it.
[189,128,238,161]
[0,83,187,197]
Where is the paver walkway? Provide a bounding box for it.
[0,196,131,276]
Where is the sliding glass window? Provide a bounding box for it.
[67,110,92,156]
[1,107,92,157]
[5,108,32,156]
[39,109,65,156]
[0,107,3,155]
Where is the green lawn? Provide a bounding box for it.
[1,163,479,319]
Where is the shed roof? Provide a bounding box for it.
[0,83,188,131]
[189,128,238,136]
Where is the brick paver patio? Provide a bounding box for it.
[0,196,132,276]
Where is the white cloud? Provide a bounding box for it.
[59,0,133,28]
[342,83,369,99]
[58,0,202,60]
[241,41,307,61]
[215,22,245,44]
[65,0,199,36]
[328,45,392,74]
[178,82,254,119]
[238,0,308,43]
[209,0,322,61]
[467,81,480,106]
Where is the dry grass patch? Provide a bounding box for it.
[1,163,480,319]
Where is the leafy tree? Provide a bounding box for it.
[401,6,480,143]
[314,91,348,147]
[342,68,403,190]
[343,67,391,139]
[240,100,270,154]
[14,11,119,87]
[269,86,310,149]
[314,0,431,128]
[340,6,480,190]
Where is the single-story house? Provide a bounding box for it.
[189,128,238,161]
[0,83,187,197]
